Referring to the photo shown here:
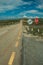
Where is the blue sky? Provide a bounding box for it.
[0,0,43,19]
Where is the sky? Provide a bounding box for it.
[0,0,43,19]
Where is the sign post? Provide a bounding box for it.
[35,17,39,24]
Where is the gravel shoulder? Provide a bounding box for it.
[22,33,43,65]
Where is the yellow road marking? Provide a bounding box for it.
[15,30,22,48]
[18,36,20,40]
[15,32,21,47]
[8,52,16,65]
[19,32,21,36]
[8,25,22,65]
[15,41,19,47]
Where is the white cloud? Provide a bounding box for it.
[27,10,38,13]
[35,0,43,5]
[0,9,5,13]
[20,1,33,5]
[0,0,22,12]
[0,15,16,19]
[0,0,33,13]
[18,10,38,16]
[0,5,14,10]
[37,5,43,9]
[25,10,43,15]
[0,0,13,5]
[0,5,15,13]
[35,0,43,9]
[23,15,28,18]
[23,15,34,18]
[18,10,43,17]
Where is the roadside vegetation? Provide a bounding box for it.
[23,18,43,25]
[23,18,43,36]
[0,19,20,27]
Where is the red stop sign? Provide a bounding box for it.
[35,18,39,24]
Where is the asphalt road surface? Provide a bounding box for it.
[22,26,43,65]
[0,21,43,65]
[0,22,22,65]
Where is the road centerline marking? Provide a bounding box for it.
[18,36,20,40]
[8,52,16,65]
[19,32,21,36]
[15,41,19,47]
[15,28,22,48]
[15,31,21,47]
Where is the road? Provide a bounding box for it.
[0,22,22,65]
[0,21,43,65]
[22,25,43,65]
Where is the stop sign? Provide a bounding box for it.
[35,17,39,24]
